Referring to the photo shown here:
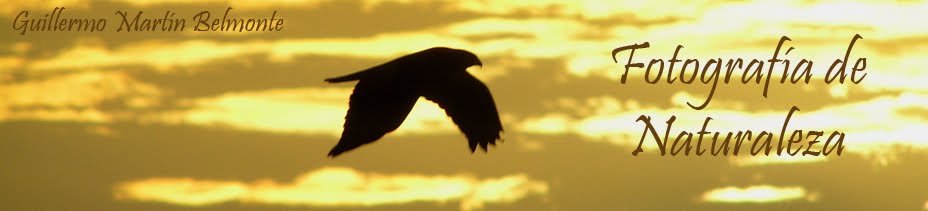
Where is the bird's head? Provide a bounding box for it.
[449,48,482,69]
[423,47,483,70]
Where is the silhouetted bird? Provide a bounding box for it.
[324,47,503,157]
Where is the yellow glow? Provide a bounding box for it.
[114,167,548,210]
[6,0,928,208]
[109,0,329,9]
[7,0,923,159]
[154,88,458,136]
[462,174,550,211]
[449,0,713,20]
[25,9,927,94]
[517,93,928,155]
[25,0,928,93]
[730,156,828,167]
[0,57,24,71]
[701,185,808,203]
[0,71,160,107]
[0,0,88,16]
[0,71,158,122]
[0,108,111,123]
[161,87,351,135]
[30,40,258,72]
[115,178,249,206]
[829,84,849,99]
[517,114,570,135]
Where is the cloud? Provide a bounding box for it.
[24,7,928,94]
[0,70,160,122]
[115,167,549,210]
[0,71,159,107]
[0,108,112,123]
[428,0,711,20]
[27,35,469,72]
[108,0,329,9]
[29,40,262,73]
[0,0,89,16]
[152,87,460,136]
[115,178,248,206]
[516,92,928,156]
[19,17,601,74]
[701,185,811,203]
[11,0,928,141]
[729,156,827,167]
[0,57,25,72]
[702,1,928,39]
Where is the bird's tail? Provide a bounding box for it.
[325,62,391,83]
[324,71,366,83]
[324,76,356,83]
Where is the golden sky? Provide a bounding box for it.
[2,0,928,210]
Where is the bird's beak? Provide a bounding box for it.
[476,60,483,67]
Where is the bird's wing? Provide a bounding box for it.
[423,72,503,152]
[328,78,418,157]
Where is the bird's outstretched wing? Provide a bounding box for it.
[328,79,418,157]
[423,72,503,152]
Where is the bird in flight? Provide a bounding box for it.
[324,47,504,157]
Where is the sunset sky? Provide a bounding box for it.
[2,0,928,210]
